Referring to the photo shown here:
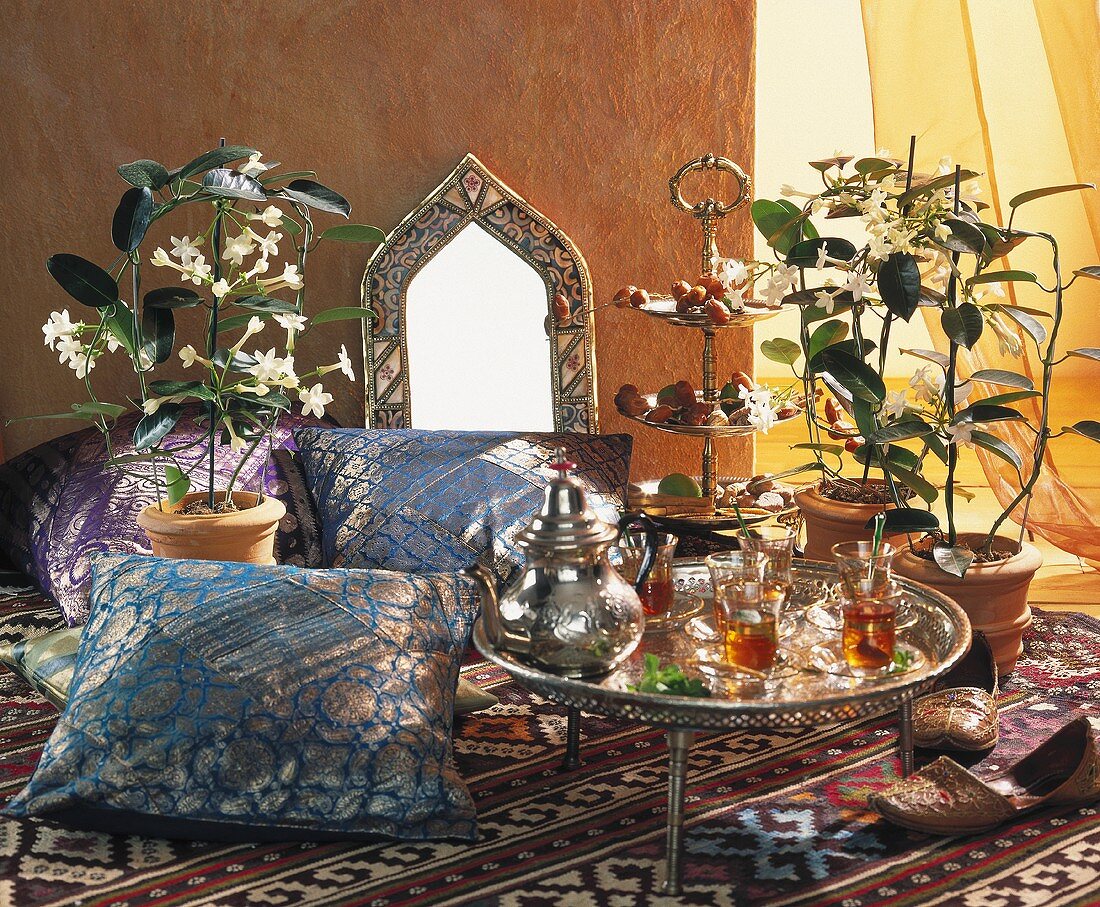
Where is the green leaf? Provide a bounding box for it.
[865,508,939,533]
[230,295,298,313]
[149,379,215,401]
[102,306,136,356]
[809,155,853,172]
[173,145,257,182]
[1073,266,1100,282]
[995,304,1047,345]
[897,169,980,208]
[791,442,846,456]
[807,320,849,361]
[952,403,1025,424]
[259,169,316,186]
[117,159,171,190]
[868,419,935,445]
[202,168,266,201]
[938,218,987,256]
[164,465,190,505]
[111,186,154,253]
[933,543,974,578]
[225,390,291,412]
[7,401,128,425]
[941,303,983,349]
[877,252,922,321]
[212,348,259,371]
[901,348,949,368]
[133,403,183,450]
[320,224,386,243]
[1065,420,1100,442]
[969,368,1033,390]
[977,225,1029,264]
[46,254,120,308]
[854,157,898,175]
[141,306,174,364]
[1008,182,1094,209]
[887,464,938,504]
[281,179,351,217]
[310,306,377,326]
[751,199,802,255]
[144,286,204,309]
[978,390,1042,407]
[970,430,1023,471]
[853,443,920,471]
[785,237,857,267]
[966,270,1037,287]
[1067,348,1100,362]
[850,396,878,441]
[817,347,885,402]
[279,215,303,237]
[760,338,802,366]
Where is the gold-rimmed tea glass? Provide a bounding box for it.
[705,551,767,627]
[842,590,899,676]
[831,540,897,600]
[617,530,678,617]
[736,525,797,610]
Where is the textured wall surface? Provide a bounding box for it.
[0,0,755,480]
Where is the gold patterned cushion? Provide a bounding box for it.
[912,687,999,752]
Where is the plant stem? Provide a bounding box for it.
[208,201,224,508]
[943,166,963,546]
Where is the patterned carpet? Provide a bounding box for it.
[0,580,1098,906]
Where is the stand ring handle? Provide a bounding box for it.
[668,154,752,218]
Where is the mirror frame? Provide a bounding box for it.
[362,153,598,433]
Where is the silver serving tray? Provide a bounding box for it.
[636,295,781,329]
[473,558,970,731]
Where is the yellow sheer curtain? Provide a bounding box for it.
[860,0,1100,565]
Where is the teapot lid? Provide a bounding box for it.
[516,448,620,552]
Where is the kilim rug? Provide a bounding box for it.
[1,581,1098,906]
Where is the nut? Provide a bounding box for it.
[775,405,800,420]
[686,285,707,305]
[705,409,730,426]
[824,397,844,424]
[683,402,713,425]
[629,287,650,308]
[645,404,675,424]
[730,370,754,392]
[612,285,636,307]
[757,491,787,512]
[828,419,858,439]
[671,280,692,301]
[845,437,863,453]
[698,275,726,299]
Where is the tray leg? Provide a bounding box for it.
[898,699,914,778]
[562,705,582,770]
[661,728,695,896]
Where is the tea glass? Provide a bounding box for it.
[841,588,899,676]
[713,580,783,672]
[705,551,767,627]
[831,540,897,600]
[616,530,678,617]
[736,526,797,611]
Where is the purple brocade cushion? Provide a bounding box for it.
[0,408,326,626]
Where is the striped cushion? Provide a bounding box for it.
[0,625,79,709]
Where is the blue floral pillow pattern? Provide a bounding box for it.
[295,428,632,582]
[4,554,481,842]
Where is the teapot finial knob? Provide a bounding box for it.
[550,447,576,476]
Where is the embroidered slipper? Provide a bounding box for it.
[870,717,1100,835]
[913,630,998,752]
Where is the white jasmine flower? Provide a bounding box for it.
[299,382,333,419]
[179,345,200,368]
[250,205,284,228]
[211,278,233,299]
[105,334,121,353]
[276,355,299,389]
[170,235,203,265]
[945,422,984,447]
[773,263,799,291]
[222,233,256,267]
[989,311,1023,358]
[56,335,84,363]
[337,345,355,381]
[245,256,271,279]
[222,417,247,453]
[867,233,893,263]
[844,271,872,302]
[274,313,308,333]
[814,288,838,315]
[936,156,955,176]
[810,197,827,215]
[934,221,952,243]
[253,230,282,259]
[762,275,787,308]
[143,397,164,414]
[910,365,945,405]
[151,247,173,267]
[884,390,908,421]
[68,351,95,378]
[237,152,267,178]
[715,258,749,291]
[973,282,1005,300]
[230,316,266,353]
[780,184,816,199]
[278,263,303,290]
[183,254,212,285]
[42,310,78,349]
[249,348,286,383]
[231,382,271,397]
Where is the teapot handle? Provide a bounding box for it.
[617,511,660,591]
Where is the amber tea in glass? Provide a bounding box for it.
[617,530,677,617]
[842,596,897,676]
[714,580,781,672]
[736,526,796,611]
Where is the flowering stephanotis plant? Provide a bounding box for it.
[753,147,1099,575]
[35,144,383,511]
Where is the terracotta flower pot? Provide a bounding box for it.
[795,479,901,562]
[894,532,1042,674]
[136,491,286,565]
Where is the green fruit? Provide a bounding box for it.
[719,382,739,400]
[658,473,702,498]
[656,384,678,402]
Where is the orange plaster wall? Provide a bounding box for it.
[0,0,756,480]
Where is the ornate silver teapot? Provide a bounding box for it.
[471,449,657,679]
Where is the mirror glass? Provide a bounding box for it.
[404,222,555,431]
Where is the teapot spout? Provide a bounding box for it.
[466,562,505,646]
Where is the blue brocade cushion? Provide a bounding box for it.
[3,554,482,842]
[294,428,632,582]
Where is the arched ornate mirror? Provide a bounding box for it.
[362,153,598,433]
